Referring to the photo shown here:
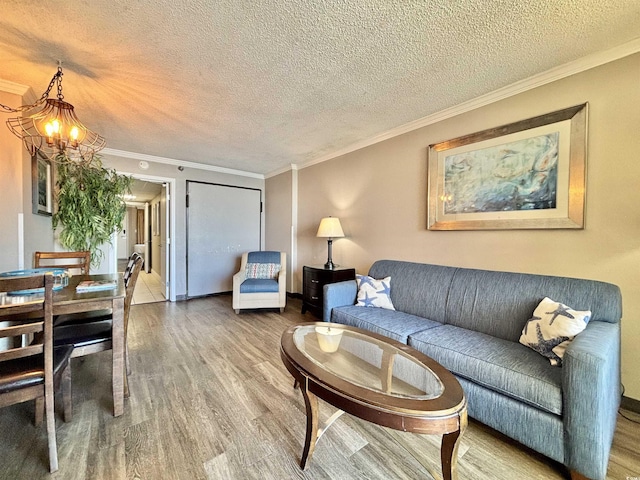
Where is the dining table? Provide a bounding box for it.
[0,272,126,417]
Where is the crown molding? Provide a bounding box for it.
[265,163,298,179]
[294,37,640,172]
[0,79,37,104]
[102,148,265,180]
[0,79,29,96]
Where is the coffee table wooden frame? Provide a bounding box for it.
[280,322,467,480]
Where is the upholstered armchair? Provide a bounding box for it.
[232,251,286,314]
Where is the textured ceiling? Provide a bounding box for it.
[0,1,639,175]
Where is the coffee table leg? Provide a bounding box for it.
[299,382,319,470]
[440,411,467,480]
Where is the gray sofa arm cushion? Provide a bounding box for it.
[562,320,621,480]
[323,280,357,322]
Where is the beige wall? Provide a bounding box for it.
[290,53,640,400]
[265,170,294,291]
[0,90,24,271]
[0,89,55,272]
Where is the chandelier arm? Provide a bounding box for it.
[3,65,105,161]
[0,68,62,113]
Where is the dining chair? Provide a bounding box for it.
[53,252,143,398]
[35,251,91,276]
[0,274,73,473]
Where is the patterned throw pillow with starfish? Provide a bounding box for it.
[519,297,591,366]
[355,274,395,310]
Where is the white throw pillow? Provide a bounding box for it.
[519,297,591,366]
[355,274,395,310]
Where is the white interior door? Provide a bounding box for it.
[117,210,128,259]
[144,203,151,273]
[161,184,170,299]
[187,181,261,297]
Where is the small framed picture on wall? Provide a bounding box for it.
[32,150,53,216]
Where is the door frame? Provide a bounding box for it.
[119,172,177,302]
[186,180,262,298]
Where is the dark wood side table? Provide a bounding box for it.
[302,265,356,318]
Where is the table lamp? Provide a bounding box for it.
[316,217,344,270]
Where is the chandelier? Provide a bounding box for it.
[1,65,106,161]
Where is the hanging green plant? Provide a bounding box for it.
[52,153,132,267]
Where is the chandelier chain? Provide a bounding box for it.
[56,66,64,101]
[0,67,63,113]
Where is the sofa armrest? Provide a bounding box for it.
[562,320,621,480]
[323,280,357,322]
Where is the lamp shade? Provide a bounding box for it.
[316,217,344,238]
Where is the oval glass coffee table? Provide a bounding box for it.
[280,322,467,480]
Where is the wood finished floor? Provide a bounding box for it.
[1,296,639,480]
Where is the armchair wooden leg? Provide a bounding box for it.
[235,309,240,314]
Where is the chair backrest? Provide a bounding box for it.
[240,251,286,281]
[123,253,144,335]
[0,274,54,398]
[35,251,91,275]
[123,252,143,287]
[246,251,283,265]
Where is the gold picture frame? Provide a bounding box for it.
[427,103,587,230]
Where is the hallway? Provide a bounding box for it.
[132,269,165,305]
[118,259,166,305]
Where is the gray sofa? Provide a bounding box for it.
[323,260,622,480]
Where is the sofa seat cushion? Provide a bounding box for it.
[240,278,279,293]
[331,305,443,344]
[408,325,563,415]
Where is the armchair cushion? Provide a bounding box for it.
[247,251,282,263]
[240,278,280,293]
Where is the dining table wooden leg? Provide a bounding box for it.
[111,296,125,417]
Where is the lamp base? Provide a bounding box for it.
[324,238,337,269]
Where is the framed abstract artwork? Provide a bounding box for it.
[427,103,587,230]
[32,150,53,216]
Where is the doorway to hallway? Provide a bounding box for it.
[117,258,165,305]
[119,175,174,304]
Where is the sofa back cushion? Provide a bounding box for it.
[446,267,621,342]
[368,260,456,323]
[368,260,622,343]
